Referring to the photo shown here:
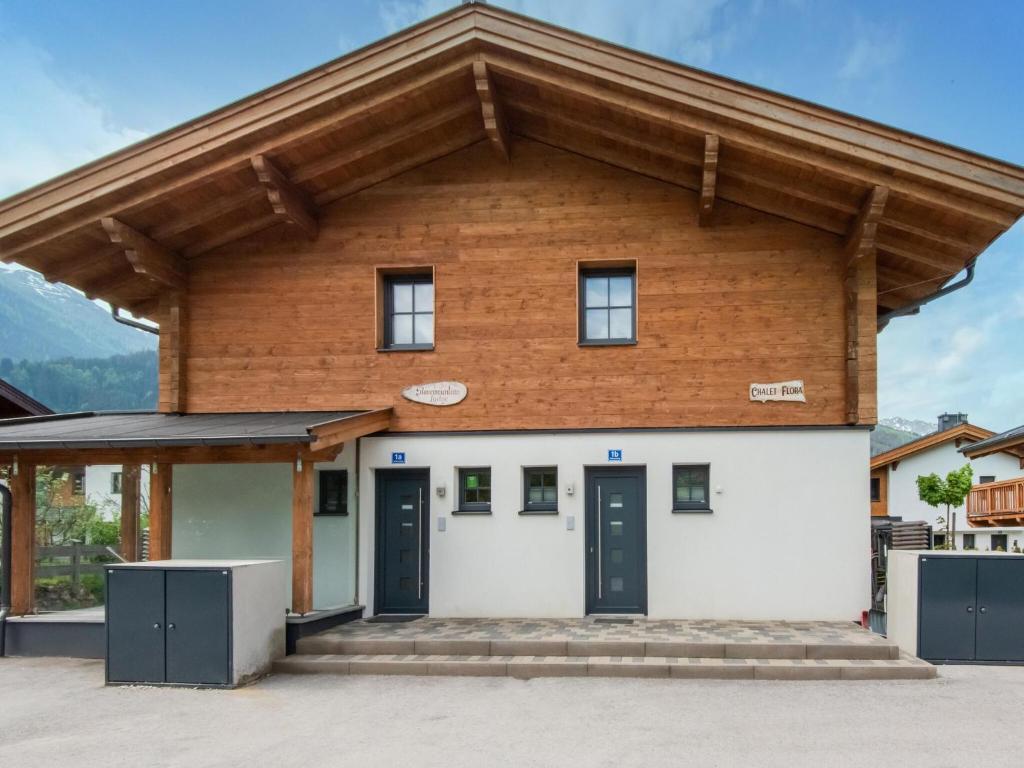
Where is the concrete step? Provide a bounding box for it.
[295,635,901,661]
[274,652,935,681]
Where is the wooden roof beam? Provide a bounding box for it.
[846,185,889,267]
[698,134,719,226]
[251,155,319,240]
[101,217,186,291]
[473,60,510,161]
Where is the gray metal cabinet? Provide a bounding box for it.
[107,566,231,686]
[918,555,1024,663]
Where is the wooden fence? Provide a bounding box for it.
[36,544,121,588]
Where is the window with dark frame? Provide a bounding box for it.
[673,465,710,511]
[384,273,434,349]
[979,475,996,484]
[963,533,976,550]
[870,477,881,502]
[579,268,635,344]
[523,467,558,512]
[110,471,123,494]
[317,470,348,516]
[458,467,492,513]
[72,472,85,495]
[991,533,1008,551]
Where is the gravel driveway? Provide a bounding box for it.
[1,657,1022,767]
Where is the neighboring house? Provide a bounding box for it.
[1,3,1023,623]
[962,424,1024,550]
[870,413,1023,550]
[85,464,151,520]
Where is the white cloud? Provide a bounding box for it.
[838,27,901,80]
[0,38,147,197]
[378,0,731,67]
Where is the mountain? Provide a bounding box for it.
[0,351,158,412]
[880,416,935,437]
[0,264,156,361]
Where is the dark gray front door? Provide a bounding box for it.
[106,568,165,683]
[165,569,230,685]
[975,558,1024,662]
[586,467,647,614]
[918,556,977,661]
[376,469,429,614]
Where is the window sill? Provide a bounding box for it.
[377,345,435,353]
[578,339,637,347]
[518,509,559,516]
[452,509,493,516]
[672,508,714,514]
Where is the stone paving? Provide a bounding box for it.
[309,617,894,647]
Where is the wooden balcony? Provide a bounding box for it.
[968,478,1024,526]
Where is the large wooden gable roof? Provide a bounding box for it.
[2,2,1023,321]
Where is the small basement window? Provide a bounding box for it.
[962,533,976,550]
[317,470,348,516]
[579,267,635,345]
[523,467,557,513]
[458,467,492,513]
[673,465,710,512]
[110,471,123,494]
[383,273,434,350]
[990,534,1008,552]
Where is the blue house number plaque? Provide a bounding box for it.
[391,451,406,464]
[608,449,623,462]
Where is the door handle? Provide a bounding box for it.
[417,487,424,600]
[168,623,176,630]
[966,606,974,613]
[596,485,602,600]
[979,606,987,614]
[153,623,161,630]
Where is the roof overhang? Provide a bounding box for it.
[0,408,392,465]
[871,423,999,470]
[1,2,1023,323]
[960,425,1024,463]
[0,378,54,417]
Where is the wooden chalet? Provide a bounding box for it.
[962,424,1024,529]
[1,3,1023,627]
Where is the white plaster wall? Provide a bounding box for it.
[171,454,358,611]
[85,464,151,520]
[884,441,1021,528]
[359,428,869,621]
[885,550,921,656]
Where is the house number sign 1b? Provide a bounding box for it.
[402,381,468,406]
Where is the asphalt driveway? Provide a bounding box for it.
[1,657,1022,767]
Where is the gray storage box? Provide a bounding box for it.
[888,550,1024,664]
[105,559,286,687]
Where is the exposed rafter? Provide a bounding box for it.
[698,134,720,226]
[472,60,510,161]
[251,155,319,240]
[101,217,186,291]
[845,186,889,267]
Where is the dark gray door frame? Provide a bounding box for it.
[584,465,648,615]
[374,468,430,615]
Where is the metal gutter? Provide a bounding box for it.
[111,306,158,335]
[877,260,976,331]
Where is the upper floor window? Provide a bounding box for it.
[870,477,881,502]
[979,475,996,484]
[580,268,635,345]
[384,274,434,350]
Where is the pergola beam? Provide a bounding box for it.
[698,134,720,226]
[291,456,315,615]
[250,155,319,240]
[120,464,141,561]
[101,217,187,291]
[10,463,36,615]
[473,60,510,161]
[309,408,393,452]
[149,463,172,561]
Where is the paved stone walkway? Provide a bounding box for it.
[314,617,892,647]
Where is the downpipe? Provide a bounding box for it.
[0,483,11,657]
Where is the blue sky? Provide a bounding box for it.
[1,0,1021,430]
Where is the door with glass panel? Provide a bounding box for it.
[375,469,430,614]
[585,467,647,614]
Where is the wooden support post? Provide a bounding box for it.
[472,60,510,162]
[149,463,173,560]
[158,292,187,413]
[101,217,187,291]
[698,134,720,226]
[120,464,141,561]
[291,457,314,615]
[11,463,37,615]
[251,155,319,239]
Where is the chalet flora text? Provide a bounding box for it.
[749,380,807,403]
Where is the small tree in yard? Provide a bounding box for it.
[917,464,974,550]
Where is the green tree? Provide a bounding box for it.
[917,464,974,550]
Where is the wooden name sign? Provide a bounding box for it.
[402,381,468,406]
[749,380,806,403]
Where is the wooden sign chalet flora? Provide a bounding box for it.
[749,380,806,403]
[401,381,468,407]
